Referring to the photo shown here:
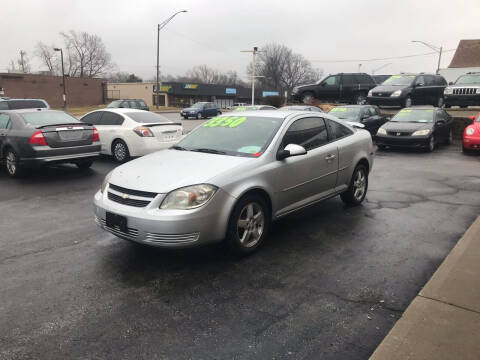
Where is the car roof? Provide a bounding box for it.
[398,106,439,110]
[3,108,60,114]
[89,108,148,115]
[0,98,47,102]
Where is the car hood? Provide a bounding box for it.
[181,107,199,112]
[109,149,254,194]
[383,121,433,132]
[371,85,407,93]
[449,84,480,88]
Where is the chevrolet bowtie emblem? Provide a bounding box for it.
[121,193,130,199]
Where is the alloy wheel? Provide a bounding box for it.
[6,151,17,175]
[114,142,127,162]
[355,94,366,105]
[236,202,265,248]
[353,169,367,201]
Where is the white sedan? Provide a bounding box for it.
[80,109,183,162]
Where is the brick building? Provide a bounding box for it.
[0,73,106,108]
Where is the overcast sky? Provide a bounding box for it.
[1,0,478,81]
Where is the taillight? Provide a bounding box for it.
[93,127,100,142]
[133,126,154,137]
[29,131,47,146]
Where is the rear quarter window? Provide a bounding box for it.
[8,100,47,109]
[328,119,354,140]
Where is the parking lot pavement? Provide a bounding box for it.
[1,145,479,359]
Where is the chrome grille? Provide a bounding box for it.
[145,232,200,244]
[387,131,411,136]
[373,92,391,97]
[453,88,477,95]
[107,192,151,207]
[95,217,139,240]
[109,183,158,198]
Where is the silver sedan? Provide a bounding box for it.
[93,110,374,255]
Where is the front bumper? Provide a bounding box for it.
[93,187,237,248]
[367,96,403,107]
[463,136,480,150]
[180,111,198,118]
[444,95,480,106]
[375,134,429,148]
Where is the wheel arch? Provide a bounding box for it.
[356,157,370,174]
[233,187,273,218]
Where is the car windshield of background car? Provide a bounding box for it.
[391,109,434,123]
[329,107,361,121]
[383,75,415,86]
[21,111,81,126]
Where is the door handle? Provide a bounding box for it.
[325,154,336,161]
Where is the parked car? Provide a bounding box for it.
[444,72,480,108]
[80,109,182,162]
[0,109,100,177]
[232,105,277,111]
[291,73,376,105]
[180,102,220,119]
[93,110,374,255]
[367,73,447,108]
[462,112,480,153]
[372,75,391,85]
[107,99,149,111]
[0,98,50,110]
[228,102,247,109]
[279,105,324,112]
[375,107,453,152]
[328,105,387,135]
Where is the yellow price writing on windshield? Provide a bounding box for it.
[203,116,247,128]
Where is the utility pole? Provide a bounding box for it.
[20,50,26,73]
[54,48,67,110]
[156,10,188,109]
[241,47,264,105]
[411,41,443,74]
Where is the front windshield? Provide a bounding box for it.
[191,103,205,108]
[329,107,361,120]
[233,106,259,111]
[107,100,121,108]
[125,111,170,123]
[391,109,434,123]
[383,75,415,86]
[175,115,283,157]
[21,111,80,126]
[455,74,480,85]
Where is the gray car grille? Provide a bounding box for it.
[109,183,158,198]
[373,92,392,97]
[107,183,158,207]
[96,217,139,240]
[453,88,477,95]
[107,192,151,207]
[144,232,200,244]
[387,131,411,136]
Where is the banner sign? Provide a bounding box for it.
[262,91,279,97]
[226,88,237,95]
[184,84,199,89]
[153,84,172,93]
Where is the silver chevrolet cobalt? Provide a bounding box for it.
[94,111,374,255]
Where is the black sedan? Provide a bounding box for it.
[328,105,387,136]
[375,107,453,152]
[0,109,101,177]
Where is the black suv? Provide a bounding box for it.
[367,73,447,108]
[107,99,149,111]
[443,72,480,108]
[291,73,376,104]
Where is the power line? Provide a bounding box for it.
[311,49,456,63]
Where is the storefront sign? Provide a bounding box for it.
[153,84,172,93]
[184,84,199,89]
[262,91,279,97]
[226,88,237,95]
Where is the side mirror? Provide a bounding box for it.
[277,144,307,160]
[449,81,454,85]
[416,83,424,87]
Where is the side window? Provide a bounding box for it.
[415,76,425,86]
[0,102,8,110]
[282,117,328,151]
[368,107,377,116]
[328,119,354,140]
[342,75,357,85]
[128,100,137,108]
[323,76,339,86]
[81,112,102,125]
[101,112,124,126]
[424,75,435,86]
[436,76,447,85]
[0,114,10,129]
[373,106,381,115]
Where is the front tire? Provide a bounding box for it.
[427,135,435,152]
[112,140,130,163]
[196,112,202,119]
[301,92,315,104]
[340,164,368,206]
[353,92,367,105]
[226,194,270,256]
[5,148,24,178]
[404,96,412,108]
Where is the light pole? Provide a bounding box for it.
[241,47,264,105]
[54,47,67,110]
[156,10,187,109]
[411,40,443,74]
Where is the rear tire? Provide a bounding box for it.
[404,96,412,108]
[183,116,188,120]
[76,160,93,169]
[436,97,444,108]
[5,148,25,178]
[112,140,130,163]
[340,164,368,206]
[196,112,202,119]
[226,194,271,256]
[353,93,367,105]
[427,135,435,152]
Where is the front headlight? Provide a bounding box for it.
[160,184,217,210]
[444,87,453,95]
[466,127,475,136]
[476,88,480,94]
[190,110,196,114]
[101,170,113,193]
[368,89,373,97]
[412,129,430,136]
[377,127,387,135]
[390,90,402,97]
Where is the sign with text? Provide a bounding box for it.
[262,91,279,97]
[184,83,199,89]
[226,88,237,95]
[153,84,172,93]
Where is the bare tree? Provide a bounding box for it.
[35,42,59,75]
[248,43,321,95]
[60,30,114,78]
[108,72,142,83]
[8,51,31,73]
[164,65,247,87]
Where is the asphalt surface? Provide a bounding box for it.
[1,143,480,360]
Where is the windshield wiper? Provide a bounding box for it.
[171,145,187,151]
[190,148,227,155]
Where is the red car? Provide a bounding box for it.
[463,112,480,153]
